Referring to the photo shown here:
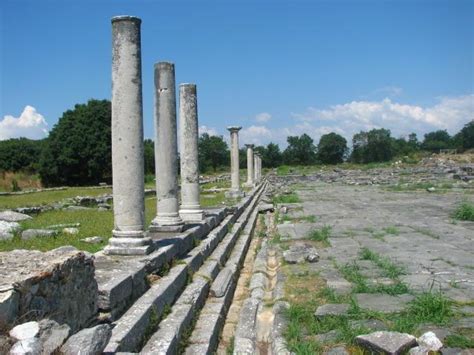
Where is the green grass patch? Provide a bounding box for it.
[307,226,332,246]
[444,334,474,349]
[0,187,113,209]
[452,201,474,221]
[359,248,406,278]
[273,193,301,204]
[383,226,399,235]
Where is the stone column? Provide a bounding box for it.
[254,153,259,183]
[258,155,263,180]
[244,144,255,187]
[179,83,205,222]
[105,16,151,255]
[225,126,243,198]
[150,62,184,232]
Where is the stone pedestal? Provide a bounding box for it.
[105,16,151,255]
[225,126,244,198]
[150,62,184,232]
[244,144,255,187]
[179,84,205,222]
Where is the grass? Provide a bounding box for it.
[281,214,317,223]
[0,171,42,192]
[307,226,332,246]
[383,226,399,235]
[444,334,474,349]
[452,201,474,221]
[0,189,236,253]
[273,193,301,204]
[0,186,112,209]
[359,248,406,278]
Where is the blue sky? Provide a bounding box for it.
[1,0,473,146]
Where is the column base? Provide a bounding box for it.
[243,181,255,188]
[104,231,153,255]
[225,189,245,199]
[149,216,185,232]
[179,209,206,222]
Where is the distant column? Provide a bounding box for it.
[244,144,255,187]
[254,153,259,183]
[258,155,263,181]
[179,83,205,222]
[150,62,184,232]
[105,16,151,255]
[226,126,243,198]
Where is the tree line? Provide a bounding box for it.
[0,99,473,187]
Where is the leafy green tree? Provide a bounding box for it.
[283,134,317,165]
[144,139,155,175]
[351,128,394,163]
[316,133,348,164]
[39,99,112,186]
[421,129,452,152]
[452,120,474,151]
[0,138,45,173]
[263,142,282,168]
[198,133,229,172]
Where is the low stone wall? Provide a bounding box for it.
[0,246,98,332]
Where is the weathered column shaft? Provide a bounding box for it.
[106,16,150,255]
[254,153,259,183]
[179,84,204,222]
[245,144,254,186]
[151,62,184,232]
[225,126,243,198]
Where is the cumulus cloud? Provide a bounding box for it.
[240,125,273,145]
[255,112,271,123]
[291,94,474,141]
[0,106,49,140]
[198,125,219,136]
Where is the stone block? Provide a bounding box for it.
[355,331,417,355]
[314,304,350,318]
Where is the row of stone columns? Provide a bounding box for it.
[105,16,263,255]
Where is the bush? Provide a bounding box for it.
[453,201,474,221]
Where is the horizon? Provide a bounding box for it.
[1,0,473,147]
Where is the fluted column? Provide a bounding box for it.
[225,126,244,198]
[105,16,151,255]
[150,62,184,232]
[254,153,259,183]
[244,144,255,187]
[179,84,205,222]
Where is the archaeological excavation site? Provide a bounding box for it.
[1,11,474,355]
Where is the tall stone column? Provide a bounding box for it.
[225,126,243,198]
[105,16,151,255]
[244,144,255,187]
[179,83,205,222]
[150,62,184,232]
[258,155,263,180]
[254,153,259,183]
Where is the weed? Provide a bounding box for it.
[273,193,301,204]
[359,248,406,278]
[444,334,474,349]
[383,226,399,235]
[226,336,235,354]
[452,201,474,221]
[307,226,332,245]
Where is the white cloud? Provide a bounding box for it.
[291,94,474,141]
[198,125,219,136]
[240,125,273,145]
[0,106,49,140]
[255,112,271,123]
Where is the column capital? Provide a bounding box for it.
[227,126,242,133]
[112,15,141,24]
[245,144,255,149]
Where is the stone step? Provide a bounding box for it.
[184,208,260,355]
[103,183,265,353]
[141,188,263,354]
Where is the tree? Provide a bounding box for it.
[283,134,317,165]
[351,128,394,163]
[39,99,112,186]
[452,120,474,151]
[198,133,229,172]
[316,133,348,164]
[0,138,45,173]
[144,139,155,175]
[263,142,282,168]
[421,130,451,152]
